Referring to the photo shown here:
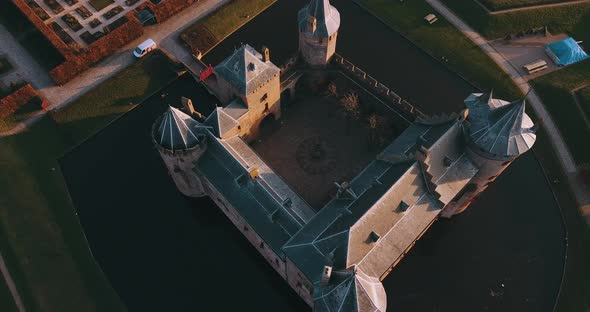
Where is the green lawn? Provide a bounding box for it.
[482,0,577,11]
[0,51,179,312]
[441,0,590,41]
[180,0,277,54]
[51,51,178,145]
[531,59,590,165]
[88,0,114,12]
[354,0,522,100]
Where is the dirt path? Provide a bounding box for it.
[0,252,25,312]
[474,0,590,15]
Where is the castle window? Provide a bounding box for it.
[247,62,255,71]
[264,103,269,112]
[367,231,380,243]
[260,93,268,103]
[260,242,265,249]
[443,156,453,167]
[397,201,409,212]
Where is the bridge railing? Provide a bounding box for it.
[332,54,425,119]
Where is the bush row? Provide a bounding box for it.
[138,0,199,23]
[0,84,38,118]
[49,13,144,85]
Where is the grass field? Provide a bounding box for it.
[354,0,522,100]
[0,51,178,312]
[441,0,590,41]
[578,85,590,118]
[531,58,590,165]
[180,0,277,54]
[481,0,579,11]
[51,51,178,145]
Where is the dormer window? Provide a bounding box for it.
[367,231,380,243]
[248,62,255,71]
[398,201,409,212]
[443,156,453,167]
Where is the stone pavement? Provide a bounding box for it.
[426,0,590,223]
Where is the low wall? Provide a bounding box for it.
[332,54,425,119]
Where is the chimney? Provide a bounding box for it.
[307,15,317,33]
[263,46,270,62]
[181,97,196,116]
[320,265,332,286]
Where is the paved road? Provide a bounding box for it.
[474,0,590,15]
[0,0,229,137]
[0,251,25,312]
[426,0,590,223]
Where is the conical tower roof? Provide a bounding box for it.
[467,95,536,156]
[155,106,204,150]
[298,0,340,38]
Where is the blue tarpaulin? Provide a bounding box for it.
[545,37,589,66]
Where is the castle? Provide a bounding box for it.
[152,1,537,311]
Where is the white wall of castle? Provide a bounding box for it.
[442,145,515,217]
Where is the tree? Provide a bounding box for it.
[325,82,338,98]
[340,91,360,120]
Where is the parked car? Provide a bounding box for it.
[133,39,157,58]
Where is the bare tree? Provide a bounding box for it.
[341,91,360,120]
[325,82,338,98]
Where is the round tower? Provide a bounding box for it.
[298,0,340,67]
[442,91,537,217]
[152,106,208,197]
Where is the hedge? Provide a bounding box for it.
[49,13,144,85]
[137,0,199,23]
[0,84,38,118]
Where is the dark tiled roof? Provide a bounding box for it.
[155,106,205,150]
[298,0,340,38]
[214,44,280,95]
[465,92,536,156]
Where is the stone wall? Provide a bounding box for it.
[202,178,287,279]
[299,32,337,67]
[332,54,425,119]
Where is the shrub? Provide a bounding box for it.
[0,84,38,118]
[49,13,144,85]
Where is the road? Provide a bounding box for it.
[0,0,229,137]
[425,0,590,223]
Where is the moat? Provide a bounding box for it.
[59,1,564,311]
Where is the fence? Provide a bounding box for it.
[332,54,425,119]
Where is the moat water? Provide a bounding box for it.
[60,1,565,311]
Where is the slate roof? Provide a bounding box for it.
[314,269,387,312]
[155,106,205,150]
[298,0,340,38]
[465,92,536,156]
[204,107,239,138]
[196,133,307,255]
[214,44,280,95]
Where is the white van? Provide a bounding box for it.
[133,39,157,58]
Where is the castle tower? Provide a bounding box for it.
[152,106,208,197]
[298,0,340,67]
[442,91,537,217]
